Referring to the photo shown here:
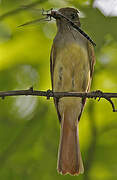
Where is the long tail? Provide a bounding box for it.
[57,111,84,175]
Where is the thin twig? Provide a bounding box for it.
[0,88,117,112]
[0,0,46,20]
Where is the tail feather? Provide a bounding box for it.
[57,112,84,175]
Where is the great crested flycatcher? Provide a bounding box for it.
[50,7,95,175]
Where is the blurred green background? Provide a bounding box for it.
[0,0,117,180]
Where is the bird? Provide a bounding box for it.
[50,7,95,175]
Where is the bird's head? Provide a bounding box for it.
[54,7,81,27]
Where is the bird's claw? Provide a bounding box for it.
[46,89,53,99]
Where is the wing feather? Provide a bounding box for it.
[87,41,96,79]
[78,41,96,121]
[50,41,96,123]
[50,44,62,123]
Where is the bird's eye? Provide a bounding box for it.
[71,13,77,20]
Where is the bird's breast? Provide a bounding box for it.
[53,42,90,93]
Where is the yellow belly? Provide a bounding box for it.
[53,42,90,122]
[53,43,90,93]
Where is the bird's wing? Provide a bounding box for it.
[50,41,96,123]
[50,43,62,123]
[78,41,96,121]
[87,41,96,79]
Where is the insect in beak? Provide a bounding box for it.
[18,8,96,46]
[17,8,53,27]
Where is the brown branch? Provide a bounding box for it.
[0,88,117,112]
